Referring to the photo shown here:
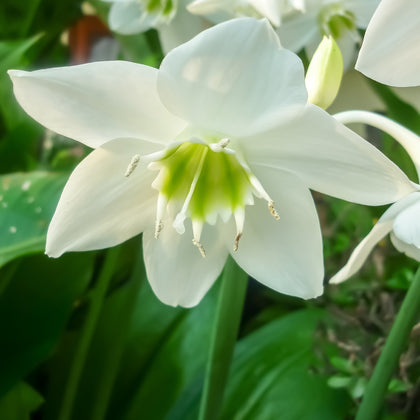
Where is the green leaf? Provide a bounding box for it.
[0,252,94,396]
[0,382,43,420]
[0,35,42,129]
[220,309,352,420]
[170,310,352,420]
[119,282,218,420]
[0,171,67,267]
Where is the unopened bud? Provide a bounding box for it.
[305,36,343,110]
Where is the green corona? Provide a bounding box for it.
[318,3,356,39]
[126,137,280,256]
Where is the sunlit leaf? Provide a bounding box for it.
[0,171,67,267]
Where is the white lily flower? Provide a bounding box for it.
[9,19,415,307]
[187,0,301,27]
[331,111,420,284]
[277,0,379,68]
[103,0,207,53]
[355,0,420,87]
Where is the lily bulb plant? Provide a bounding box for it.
[9,18,415,308]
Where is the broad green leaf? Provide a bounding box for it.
[114,281,218,420]
[0,252,94,396]
[0,382,43,420]
[169,309,351,420]
[0,171,67,267]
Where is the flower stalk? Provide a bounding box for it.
[355,265,420,420]
[198,256,248,420]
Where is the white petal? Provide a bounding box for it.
[9,62,186,148]
[227,166,324,299]
[109,2,158,34]
[158,0,209,54]
[46,138,159,257]
[143,222,228,308]
[355,0,420,87]
[276,11,318,52]
[390,232,420,261]
[244,104,415,205]
[393,198,420,248]
[330,221,392,284]
[249,0,282,26]
[334,111,420,179]
[330,192,420,283]
[157,18,307,137]
[345,0,380,28]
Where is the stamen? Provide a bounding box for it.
[173,147,208,234]
[209,138,231,153]
[192,239,206,258]
[154,194,167,239]
[124,154,140,177]
[233,208,245,252]
[233,233,242,252]
[192,220,206,257]
[268,200,280,220]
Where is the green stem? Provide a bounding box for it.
[198,256,248,420]
[355,265,420,420]
[58,248,120,420]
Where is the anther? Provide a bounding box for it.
[233,233,242,252]
[154,220,163,239]
[124,154,140,177]
[268,201,280,220]
[218,138,230,148]
[210,138,231,153]
[192,239,206,258]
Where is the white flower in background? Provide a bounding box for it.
[331,111,420,284]
[355,0,420,87]
[277,0,379,68]
[9,19,414,307]
[103,0,207,52]
[187,0,303,27]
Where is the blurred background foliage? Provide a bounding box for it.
[0,0,419,419]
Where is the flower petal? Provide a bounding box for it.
[393,198,420,248]
[158,0,209,54]
[330,192,420,283]
[157,18,307,137]
[276,11,318,53]
[355,0,420,87]
[330,222,392,284]
[227,166,324,299]
[345,0,380,27]
[108,1,158,34]
[9,61,186,148]
[243,104,415,205]
[46,138,159,257]
[390,232,420,261]
[249,0,282,26]
[143,222,228,307]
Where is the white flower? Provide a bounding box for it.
[9,19,414,307]
[331,111,420,284]
[355,0,420,87]
[187,0,301,27]
[103,0,207,52]
[277,0,379,68]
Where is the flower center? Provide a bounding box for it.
[126,138,280,256]
[142,0,177,19]
[318,3,356,39]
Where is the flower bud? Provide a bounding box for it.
[305,35,343,109]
